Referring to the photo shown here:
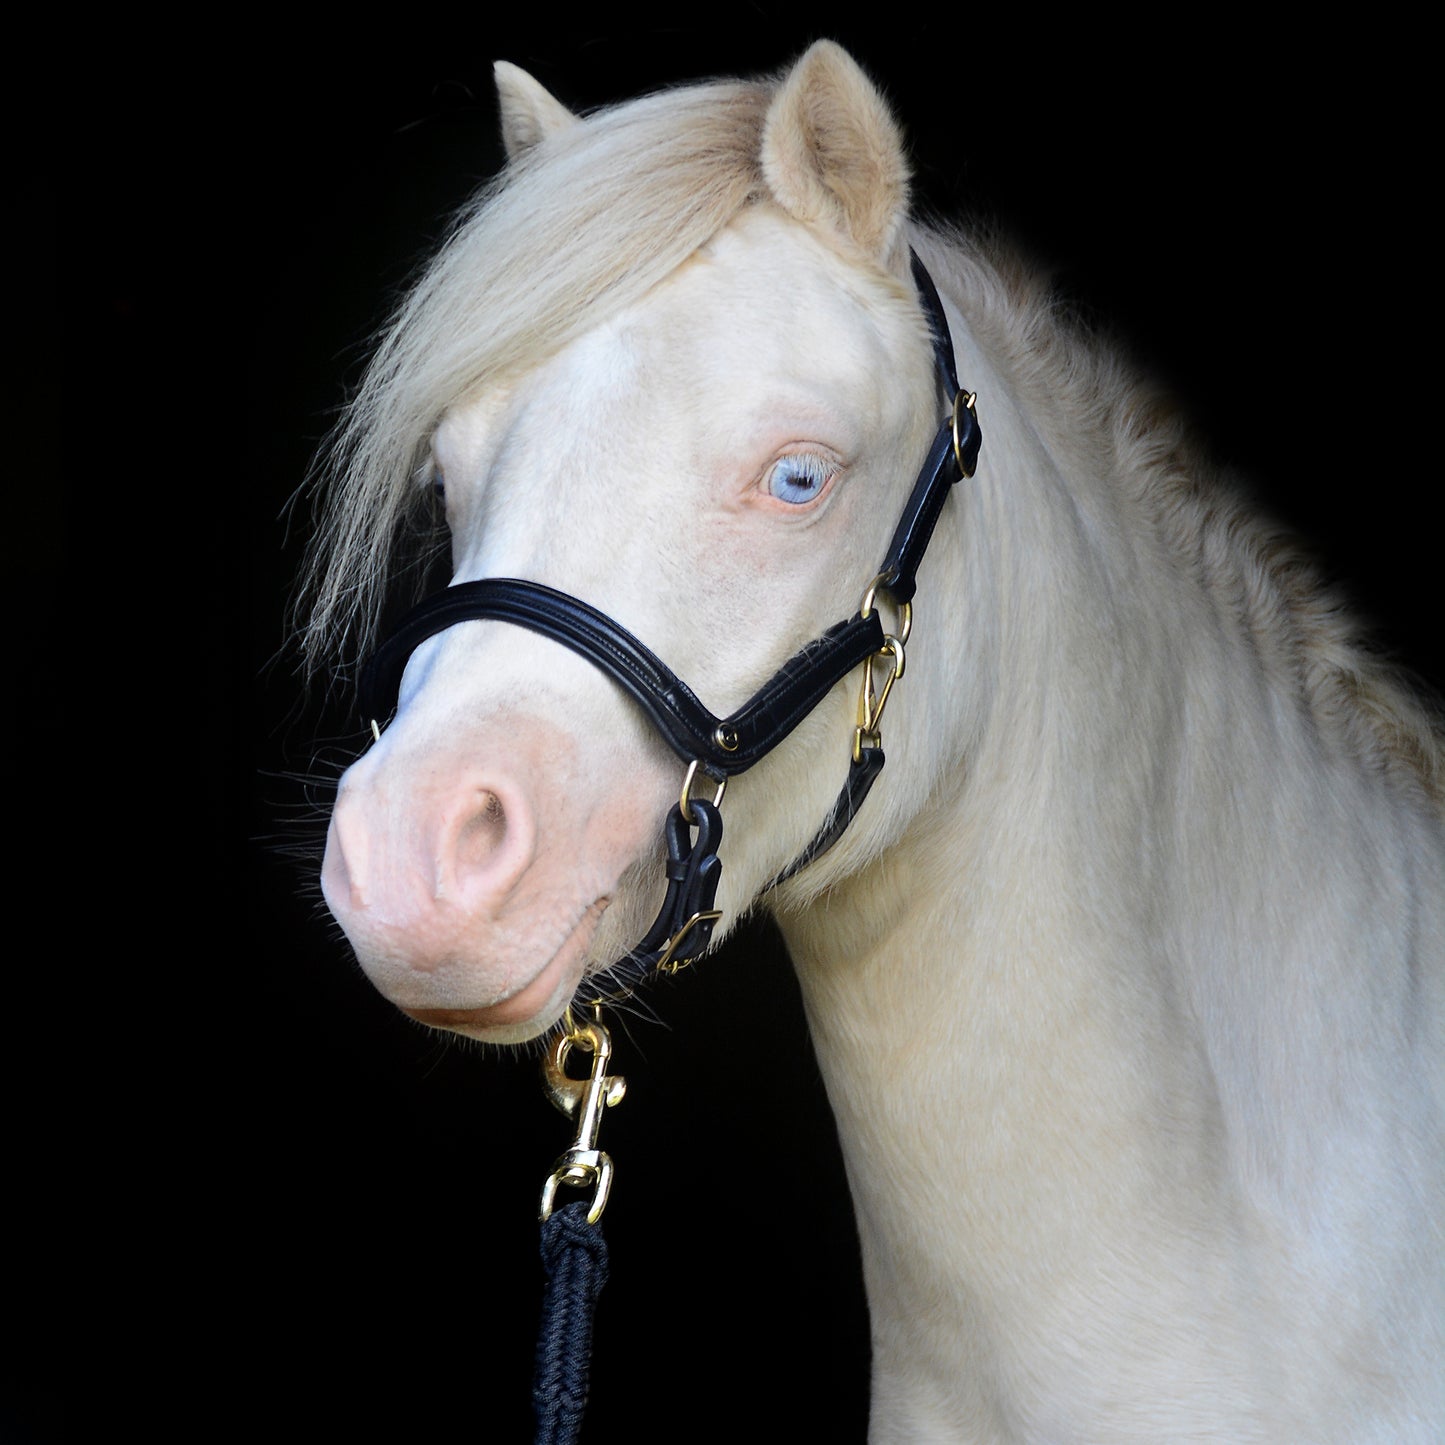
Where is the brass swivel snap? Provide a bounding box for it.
[540,1006,627,1224]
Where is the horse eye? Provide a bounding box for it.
[431,473,446,505]
[765,453,833,505]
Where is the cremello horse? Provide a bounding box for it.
[307,43,1444,1442]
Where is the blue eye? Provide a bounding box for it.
[765,453,834,505]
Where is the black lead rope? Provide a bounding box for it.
[533,1203,609,1445]
[356,252,980,1445]
[531,1009,626,1444]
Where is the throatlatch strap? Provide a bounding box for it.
[533,1202,609,1445]
[767,743,885,890]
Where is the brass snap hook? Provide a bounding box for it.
[539,1009,627,1224]
[854,634,906,762]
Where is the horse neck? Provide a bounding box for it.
[779,310,1196,1075]
[772,263,1443,1242]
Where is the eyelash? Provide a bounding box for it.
[763,452,836,506]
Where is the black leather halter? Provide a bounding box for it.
[359,252,980,997]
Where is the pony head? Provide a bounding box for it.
[311,43,952,1041]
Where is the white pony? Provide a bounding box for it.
[306,43,1444,1442]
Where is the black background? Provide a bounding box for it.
[42,16,1438,1445]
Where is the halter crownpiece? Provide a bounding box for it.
[359,250,981,992]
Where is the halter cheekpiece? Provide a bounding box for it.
[360,251,981,1001]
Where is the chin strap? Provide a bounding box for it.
[579,794,725,1001]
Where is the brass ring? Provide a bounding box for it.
[859,573,913,646]
[952,390,978,479]
[679,759,727,823]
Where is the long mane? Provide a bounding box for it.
[914,228,1444,806]
[298,78,771,667]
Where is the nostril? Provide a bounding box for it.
[455,789,507,873]
[437,779,536,906]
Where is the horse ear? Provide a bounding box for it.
[761,41,910,265]
[494,61,579,161]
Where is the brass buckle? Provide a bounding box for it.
[653,910,724,974]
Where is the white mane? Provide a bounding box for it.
[299,78,770,665]
[913,227,1445,807]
